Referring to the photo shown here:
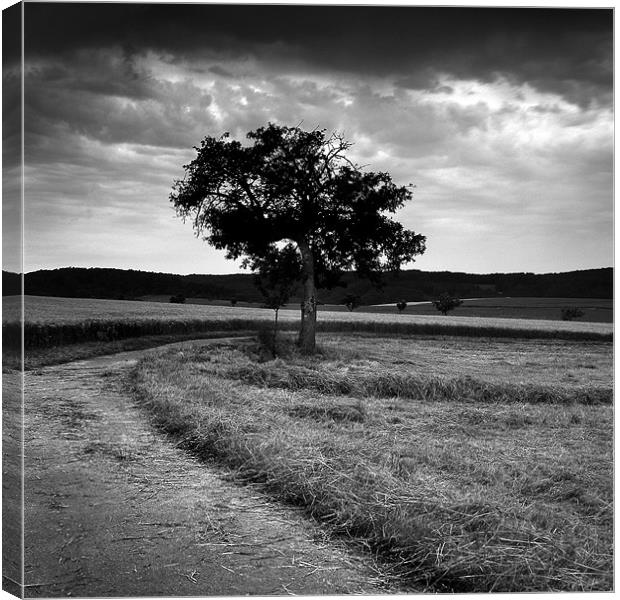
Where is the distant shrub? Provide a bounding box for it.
[433,293,463,315]
[561,307,584,321]
[343,293,362,312]
[169,294,186,304]
[396,300,407,312]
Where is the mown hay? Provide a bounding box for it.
[131,345,613,593]
[218,362,612,406]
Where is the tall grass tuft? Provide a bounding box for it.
[216,362,612,406]
[313,319,612,342]
[3,317,269,350]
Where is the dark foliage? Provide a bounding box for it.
[170,125,425,283]
[433,293,463,315]
[397,299,407,312]
[2,270,20,295]
[4,267,613,303]
[561,307,585,321]
[169,123,425,352]
[343,293,362,311]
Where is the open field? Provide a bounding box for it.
[5,291,613,591]
[2,296,613,352]
[365,297,613,323]
[140,295,613,322]
[132,333,613,592]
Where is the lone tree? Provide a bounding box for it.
[170,123,426,354]
[252,244,302,357]
[433,293,463,316]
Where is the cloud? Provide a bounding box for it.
[16,5,612,275]
[23,5,612,108]
[25,50,218,152]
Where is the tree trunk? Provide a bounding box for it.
[272,308,279,358]
[297,239,317,355]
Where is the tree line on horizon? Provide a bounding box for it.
[3,266,613,303]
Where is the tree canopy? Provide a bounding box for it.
[170,123,426,353]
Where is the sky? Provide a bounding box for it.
[2,2,614,275]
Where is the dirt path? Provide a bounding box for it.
[22,339,394,597]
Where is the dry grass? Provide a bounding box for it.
[131,334,613,592]
[322,334,612,387]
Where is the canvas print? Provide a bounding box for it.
[2,2,613,596]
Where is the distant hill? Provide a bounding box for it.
[2,266,613,304]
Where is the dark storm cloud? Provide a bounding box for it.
[23,5,612,106]
[27,51,156,100]
[208,65,234,78]
[2,69,21,168]
[24,48,215,154]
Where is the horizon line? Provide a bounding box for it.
[6,265,614,278]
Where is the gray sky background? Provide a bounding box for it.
[2,3,614,275]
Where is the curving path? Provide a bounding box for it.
[20,339,395,597]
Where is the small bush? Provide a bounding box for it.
[255,328,298,361]
[343,293,362,312]
[432,293,463,315]
[561,307,585,321]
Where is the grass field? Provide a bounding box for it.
[364,297,613,323]
[140,294,613,323]
[132,333,613,592]
[2,296,613,352]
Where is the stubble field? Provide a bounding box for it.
[132,332,613,592]
[5,295,613,591]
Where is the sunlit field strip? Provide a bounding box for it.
[2,295,612,350]
[4,295,612,334]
